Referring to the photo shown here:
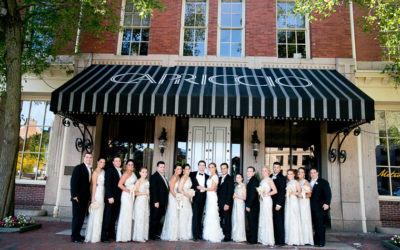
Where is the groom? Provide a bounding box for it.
[245,166,259,244]
[270,161,286,246]
[101,156,122,243]
[217,163,234,242]
[190,160,208,241]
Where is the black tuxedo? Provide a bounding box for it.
[270,172,286,245]
[310,177,332,246]
[190,171,208,240]
[245,176,259,244]
[149,171,169,239]
[70,163,91,242]
[101,166,121,241]
[217,174,234,240]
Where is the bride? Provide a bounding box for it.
[198,162,224,243]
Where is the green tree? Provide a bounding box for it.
[294,0,400,86]
[0,0,164,218]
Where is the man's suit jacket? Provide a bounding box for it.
[70,163,91,202]
[217,174,234,208]
[150,171,169,207]
[270,172,286,207]
[190,171,209,202]
[104,166,122,203]
[310,177,332,212]
[245,176,260,209]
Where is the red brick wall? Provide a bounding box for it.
[245,0,276,57]
[148,0,182,55]
[15,184,45,210]
[76,1,382,60]
[380,201,400,228]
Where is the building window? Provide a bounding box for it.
[277,0,307,59]
[182,0,208,56]
[375,110,400,197]
[219,0,244,57]
[120,1,151,56]
[17,101,54,180]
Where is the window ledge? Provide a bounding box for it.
[379,195,400,202]
[15,179,46,185]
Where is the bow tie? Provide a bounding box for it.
[199,173,204,176]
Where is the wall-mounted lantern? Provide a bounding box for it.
[158,127,167,156]
[251,130,261,160]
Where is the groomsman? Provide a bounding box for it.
[245,166,259,244]
[70,153,92,243]
[270,162,286,246]
[217,163,234,242]
[310,168,332,247]
[190,160,209,241]
[101,157,122,243]
[149,161,169,240]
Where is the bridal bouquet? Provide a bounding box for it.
[187,189,195,202]
[256,186,266,200]
[301,185,311,199]
[176,193,184,210]
[89,202,99,212]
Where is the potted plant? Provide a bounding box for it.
[383,235,400,250]
[0,215,41,233]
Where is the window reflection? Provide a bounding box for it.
[220,0,243,57]
[183,0,207,56]
[17,101,53,181]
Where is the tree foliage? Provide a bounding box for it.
[294,0,400,87]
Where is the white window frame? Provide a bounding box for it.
[375,109,400,201]
[179,0,209,56]
[217,0,246,58]
[276,0,310,59]
[117,0,151,56]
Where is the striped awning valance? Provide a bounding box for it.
[50,64,374,122]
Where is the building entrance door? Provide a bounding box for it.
[187,118,231,174]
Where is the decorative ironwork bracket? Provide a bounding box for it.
[328,125,361,164]
[62,117,94,154]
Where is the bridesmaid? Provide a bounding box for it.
[297,167,314,245]
[132,167,150,242]
[85,157,106,243]
[258,167,277,246]
[231,173,246,242]
[116,160,137,242]
[284,169,303,246]
[177,164,194,240]
[160,164,182,241]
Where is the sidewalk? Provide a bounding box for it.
[0,218,390,249]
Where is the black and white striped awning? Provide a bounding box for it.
[50,64,374,122]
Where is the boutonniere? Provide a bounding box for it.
[315,182,318,185]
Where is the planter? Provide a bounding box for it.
[383,240,400,250]
[0,223,41,233]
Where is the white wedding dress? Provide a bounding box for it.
[161,178,180,241]
[178,177,193,240]
[285,180,304,245]
[203,175,224,243]
[258,177,274,246]
[116,173,137,242]
[231,183,246,242]
[299,179,314,245]
[85,170,105,243]
[132,180,150,242]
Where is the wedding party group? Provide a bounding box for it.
[70,152,332,247]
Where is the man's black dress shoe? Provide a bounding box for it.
[71,239,82,244]
[223,238,231,242]
[102,240,111,244]
[193,238,199,242]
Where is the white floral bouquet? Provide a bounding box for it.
[390,235,400,247]
[89,202,100,211]
[286,185,296,197]
[256,186,266,200]
[176,193,184,210]
[188,189,195,202]
[301,185,311,199]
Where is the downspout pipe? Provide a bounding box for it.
[349,0,357,71]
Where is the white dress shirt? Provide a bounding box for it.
[221,174,227,184]
[115,167,122,178]
[272,173,278,180]
[196,172,205,192]
[84,163,91,182]
[310,178,317,189]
